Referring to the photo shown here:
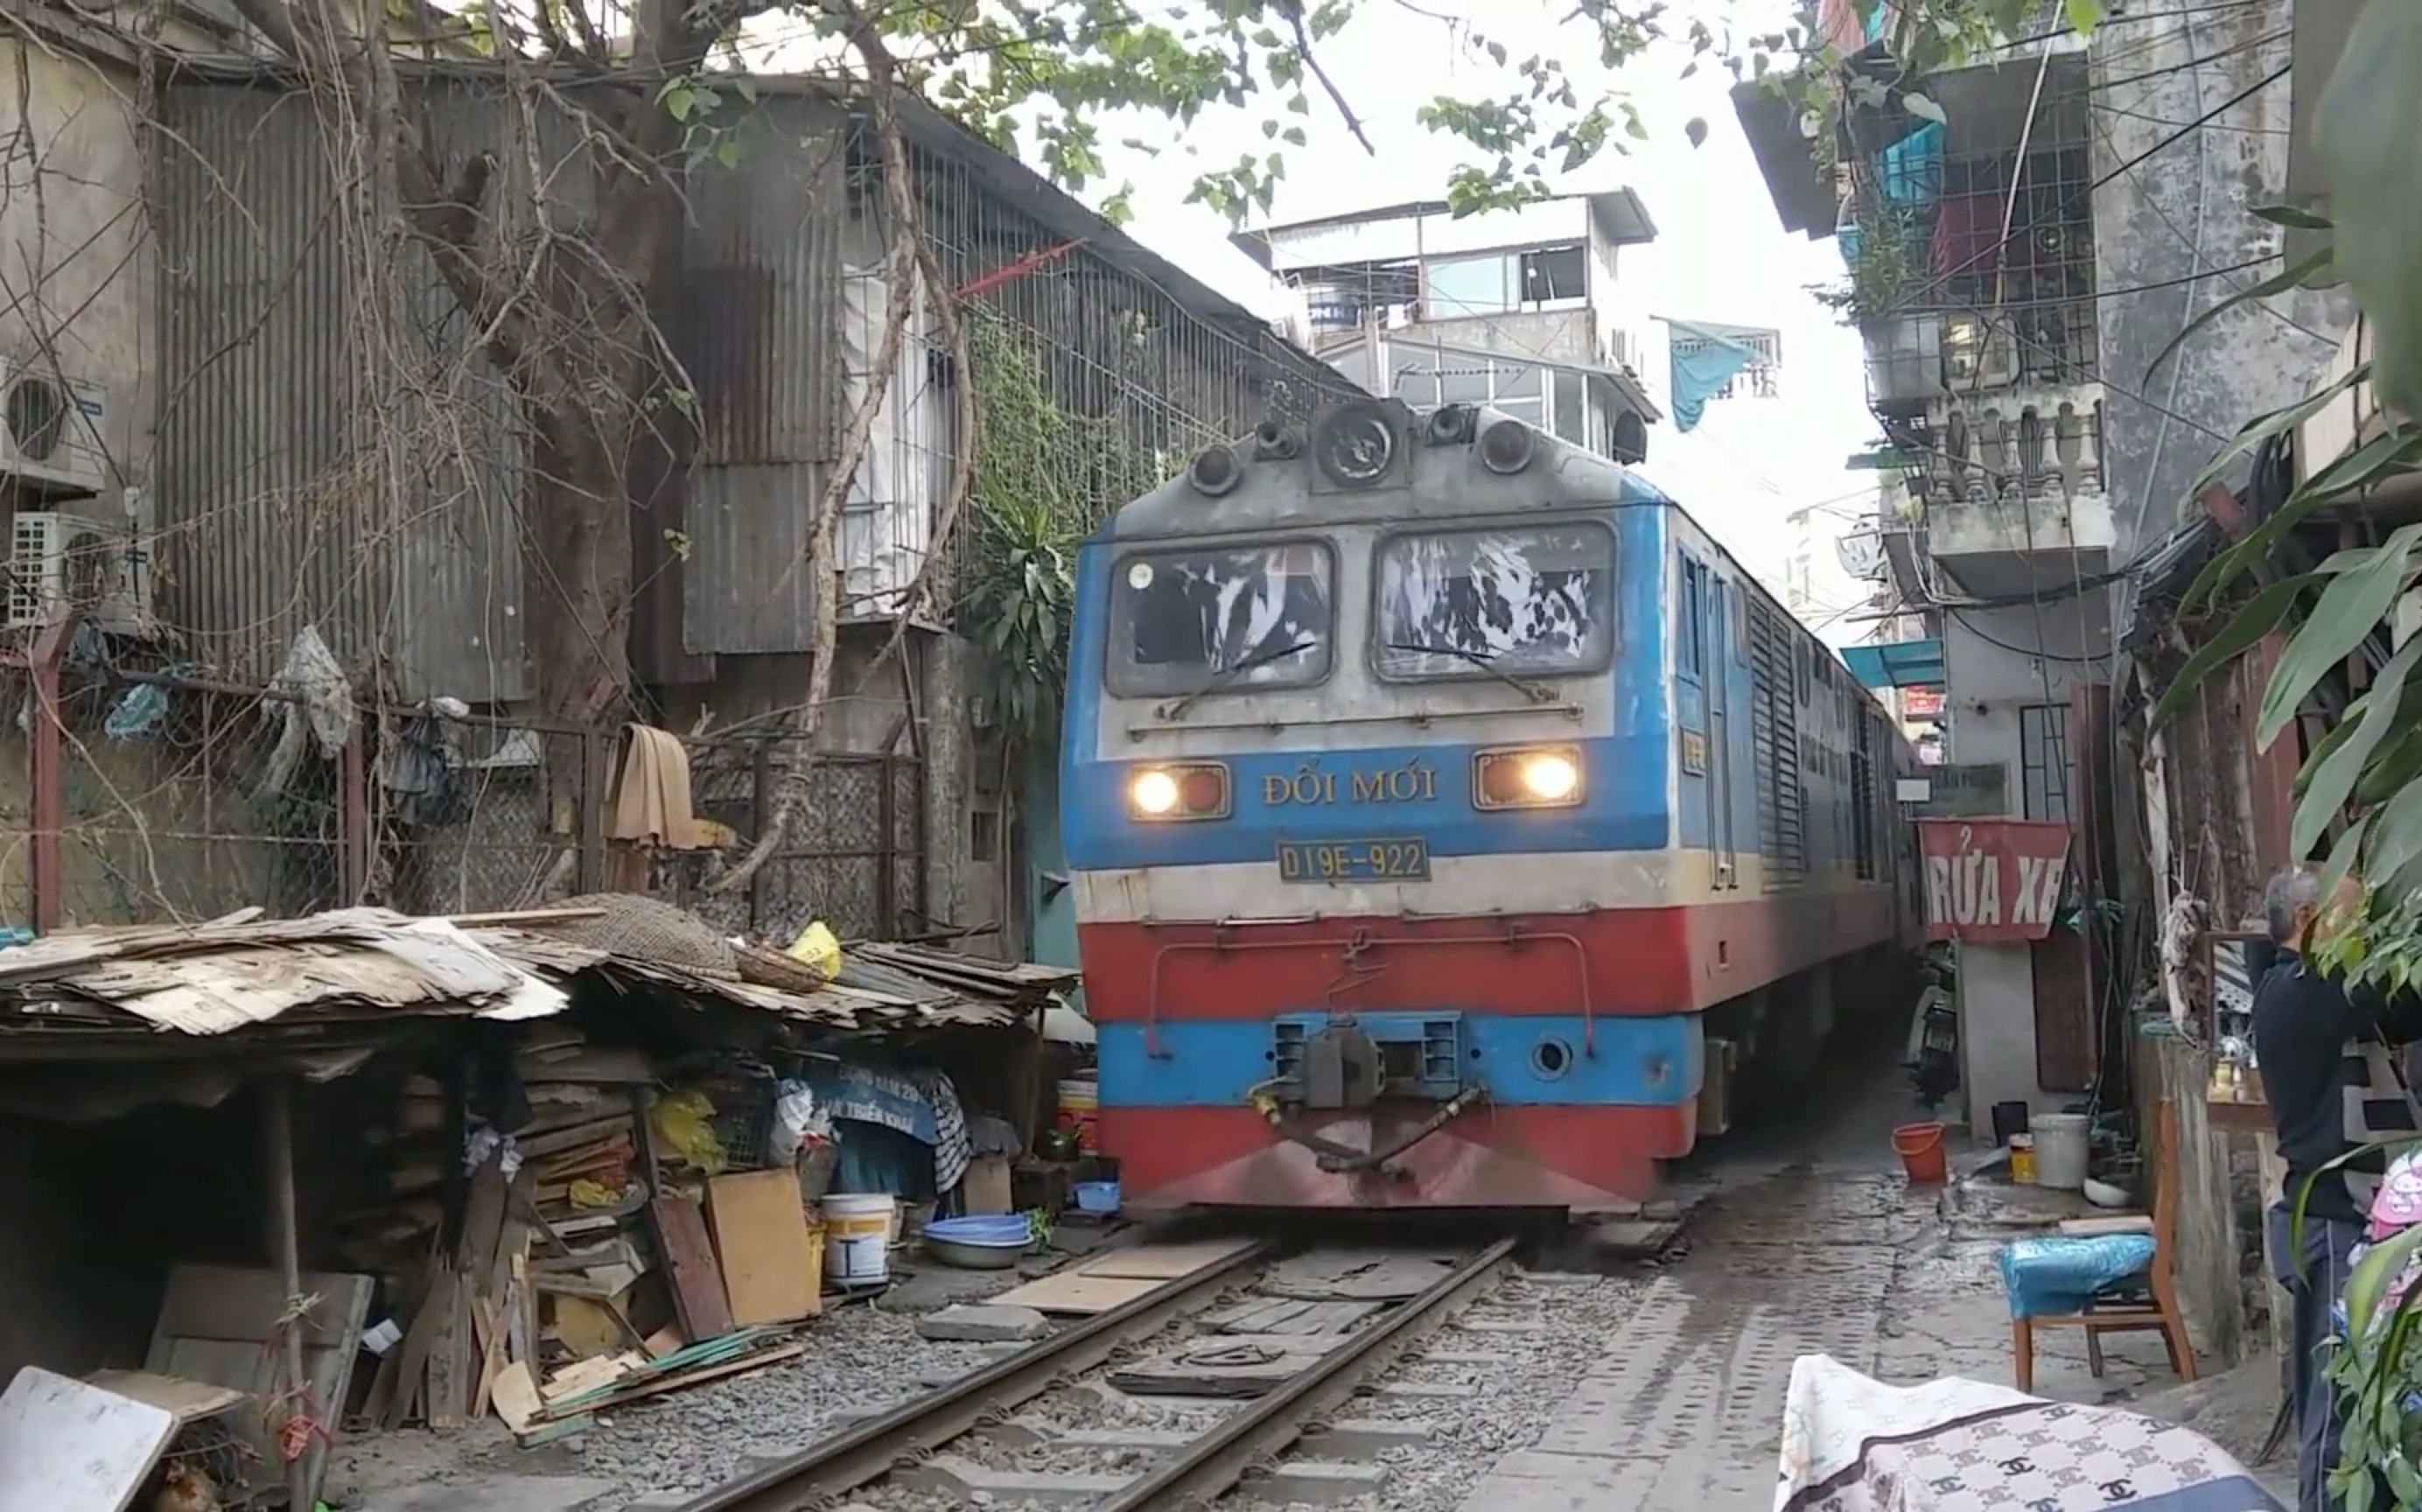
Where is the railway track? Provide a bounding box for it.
[679,1236,1522,1512]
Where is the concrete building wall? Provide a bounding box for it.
[2092,0,2352,555]
[0,33,155,489]
[1941,592,2116,1136]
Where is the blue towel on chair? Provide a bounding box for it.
[1999,1234,2159,1320]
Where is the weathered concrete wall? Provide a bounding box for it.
[0,34,155,485]
[1942,598,2115,1136]
[2092,0,2353,552]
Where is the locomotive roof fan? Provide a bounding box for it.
[1186,441,1242,497]
[1308,398,1406,489]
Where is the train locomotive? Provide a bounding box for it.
[1060,398,1922,1214]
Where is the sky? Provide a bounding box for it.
[1070,0,1894,644]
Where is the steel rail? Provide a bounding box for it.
[679,1239,1278,1512]
[1096,1236,1521,1511]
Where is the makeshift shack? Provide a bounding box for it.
[0,899,1074,1509]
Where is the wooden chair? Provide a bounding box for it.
[2010,1099,2197,1394]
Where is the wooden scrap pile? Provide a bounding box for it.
[346,1031,824,1446]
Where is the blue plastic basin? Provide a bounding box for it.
[1074,1181,1120,1214]
[925,1214,1031,1249]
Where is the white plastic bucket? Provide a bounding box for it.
[822,1193,896,1286]
[2034,1113,2090,1192]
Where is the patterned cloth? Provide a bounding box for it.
[1776,1354,2283,1512]
[2341,1041,2420,1214]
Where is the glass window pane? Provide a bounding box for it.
[1551,373,1586,444]
[1109,542,1335,697]
[1490,363,1543,402]
[1520,245,1588,302]
[1427,255,1513,316]
[1435,363,1494,408]
[1375,525,1617,679]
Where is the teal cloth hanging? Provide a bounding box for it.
[1666,322,1761,434]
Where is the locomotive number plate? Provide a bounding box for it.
[1276,837,1432,882]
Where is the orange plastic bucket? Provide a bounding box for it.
[1893,1121,1949,1184]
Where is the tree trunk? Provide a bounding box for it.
[525,410,634,878]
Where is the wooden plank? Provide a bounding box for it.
[704,1170,822,1326]
[79,1370,244,1425]
[648,1194,734,1340]
[144,1264,373,1509]
[988,1271,1165,1316]
[2057,1214,2155,1236]
[536,1341,808,1421]
[0,1367,178,1512]
[1079,1238,1256,1282]
[149,1265,368,1344]
[490,1362,542,1435]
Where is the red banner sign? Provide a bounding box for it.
[1916,819,2072,942]
[1900,686,1945,719]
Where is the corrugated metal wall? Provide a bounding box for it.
[155,80,1347,690]
[156,82,531,701]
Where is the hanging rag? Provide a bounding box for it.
[258,626,354,797]
[606,724,705,850]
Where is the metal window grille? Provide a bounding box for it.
[2020,703,2071,824]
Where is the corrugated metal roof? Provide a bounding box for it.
[0,906,1033,1044]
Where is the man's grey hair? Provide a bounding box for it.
[2265,866,2324,945]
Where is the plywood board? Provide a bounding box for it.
[987,1270,1166,1316]
[0,1367,177,1512]
[648,1194,734,1340]
[705,1170,822,1326]
[144,1264,374,1512]
[1079,1238,1256,1281]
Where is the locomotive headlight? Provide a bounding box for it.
[1128,763,1230,821]
[1520,752,1580,802]
[1474,745,1586,810]
[1130,769,1180,816]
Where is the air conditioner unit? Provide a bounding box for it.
[6,511,151,634]
[0,362,107,494]
[1941,315,2020,393]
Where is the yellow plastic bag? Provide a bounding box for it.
[787,920,843,982]
[650,1088,728,1175]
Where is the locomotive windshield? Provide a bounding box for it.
[1106,540,1334,698]
[1373,523,1614,680]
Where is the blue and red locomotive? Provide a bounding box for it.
[1060,398,1922,1214]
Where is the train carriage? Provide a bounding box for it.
[1060,398,1922,1214]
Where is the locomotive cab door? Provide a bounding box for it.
[1710,578,1737,889]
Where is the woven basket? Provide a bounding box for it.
[539,892,739,976]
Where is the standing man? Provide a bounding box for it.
[2254,867,2422,1511]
